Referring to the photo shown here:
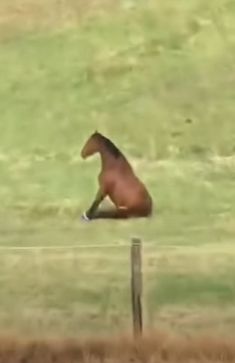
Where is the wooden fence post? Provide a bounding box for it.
[131,237,143,337]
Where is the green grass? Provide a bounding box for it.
[0,0,235,337]
[1,244,235,337]
[1,0,235,158]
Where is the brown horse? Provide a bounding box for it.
[80,131,153,220]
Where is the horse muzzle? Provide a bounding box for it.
[81,150,87,159]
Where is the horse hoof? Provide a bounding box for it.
[81,212,90,222]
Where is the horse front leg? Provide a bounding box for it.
[82,189,105,221]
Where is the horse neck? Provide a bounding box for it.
[99,146,132,171]
[99,147,117,169]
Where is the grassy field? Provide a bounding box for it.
[0,0,235,338]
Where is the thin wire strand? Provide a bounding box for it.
[0,243,131,251]
[0,242,234,255]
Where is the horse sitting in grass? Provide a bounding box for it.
[80,131,153,220]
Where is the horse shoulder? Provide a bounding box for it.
[98,171,114,187]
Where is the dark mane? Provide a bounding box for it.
[95,133,123,158]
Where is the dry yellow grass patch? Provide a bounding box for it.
[0,331,235,362]
[0,0,120,36]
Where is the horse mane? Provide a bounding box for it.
[94,132,123,158]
